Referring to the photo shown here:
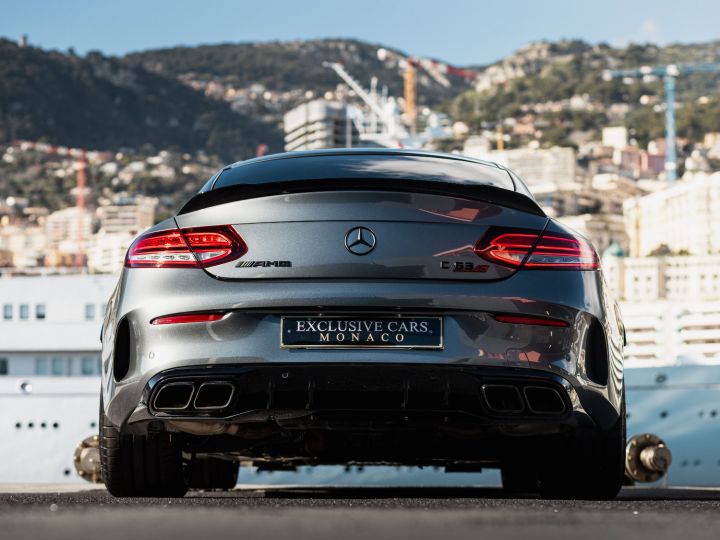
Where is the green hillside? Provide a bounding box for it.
[0,39,283,160]
[448,41,720,148]
[123,39,468,106]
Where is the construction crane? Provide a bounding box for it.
[603,62,720,181]
[377,48,478,88]
[377,48,477,135]
[323,61,403,138]
[403,63,417,135]
[13,141,106,266]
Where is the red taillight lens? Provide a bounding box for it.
[125,226,247,268]
[493,314,569,327]
[125,230,197,268]
[475,228,598,270]
[151,313,225,325]
[524,233,599,269]
[182,226,247,267]
[474,231,537,267]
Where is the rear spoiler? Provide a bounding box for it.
[178,178,545,216]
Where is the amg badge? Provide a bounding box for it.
[236,260,292,268]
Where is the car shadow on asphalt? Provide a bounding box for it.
[231,485,720,501]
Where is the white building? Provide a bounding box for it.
[45,207,93,251]
[0,275,116,377]
[535,173,640,254]
[705,133,720,160]
[590,173,646,215]
[483,147,577,193]
[87,232,136,274]
[97,195,157,235]
[603,253,720,303]
[284,100,363,151]
[519,170,643,220]
[557,213,628,255]
[621,301,720,365]
[602,126,628,150]
[603,248,720,365]
[0,224,47,268]
[623,172,720,257]
[84,195,157,273]
[462,135,492,157]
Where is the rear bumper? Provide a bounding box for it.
[112,364,621,466]
[120,364,619,436]
[146,364,575,421]
[102,269,625,434]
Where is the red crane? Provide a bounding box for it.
[377,48,478,89]
[13,140,103,267]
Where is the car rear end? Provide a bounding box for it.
[100,150,625,498]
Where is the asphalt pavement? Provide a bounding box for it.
[2,486,720,540]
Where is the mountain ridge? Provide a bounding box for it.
[2,36,720,160]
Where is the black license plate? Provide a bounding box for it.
[280,316,443,349]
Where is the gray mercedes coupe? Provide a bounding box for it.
[99,149,626,499]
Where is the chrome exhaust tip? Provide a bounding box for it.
[153,381,195,411]
[523,386,567,415]
[192,381,235,410]
[481,384,524,413]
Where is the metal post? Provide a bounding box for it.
[345,106,352,148]
[664,75,677,182]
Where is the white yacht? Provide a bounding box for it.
[0,274,115,482]
[1,274,720,487]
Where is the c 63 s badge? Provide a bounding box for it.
[236,260,292,268]
[440,260,489,273]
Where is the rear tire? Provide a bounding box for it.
[188,457,239,490]
[99,400,188,497]
[539,396,626,500]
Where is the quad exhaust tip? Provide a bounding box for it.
[153,380,236,412]
[523,386,566,415]
[482,383,567,416]
[482,384,525,414]
[153,381,195,411]
[153,379,566,416]
[193,381,235,410]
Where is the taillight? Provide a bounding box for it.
[125,230,196,268]
[475,227,598,270]
[125,226,247,268]
[182,227,247,266]
[474,231,537,267]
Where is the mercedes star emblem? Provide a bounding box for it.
[345,227,377,255]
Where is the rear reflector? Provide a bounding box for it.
[126,225,247,268]
[475,227,598,270]
[151,313,225,325]
[493,314,569,327]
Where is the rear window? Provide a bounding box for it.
[212,153,516,192]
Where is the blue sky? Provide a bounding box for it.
[3,0,719,65]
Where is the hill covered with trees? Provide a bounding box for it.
[0,38,283,161]
[2,36,720,161]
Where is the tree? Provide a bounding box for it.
[648,244,672,257]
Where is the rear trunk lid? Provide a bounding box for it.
[175,190,548,281]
